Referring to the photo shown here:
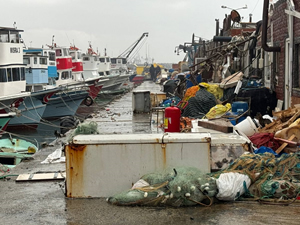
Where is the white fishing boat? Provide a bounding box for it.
[0,26,31,131]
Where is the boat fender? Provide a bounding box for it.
[83,96,93,106]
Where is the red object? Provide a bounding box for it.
[164,106,181,132]
[249,132,280,150]
[56,58,73,70]
[72,62,83,72]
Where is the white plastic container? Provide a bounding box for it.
[234,116,259,136]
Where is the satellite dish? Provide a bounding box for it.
[231,10,241,23]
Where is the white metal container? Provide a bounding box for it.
[65,133,211,198]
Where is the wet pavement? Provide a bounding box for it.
[1,81,300,224]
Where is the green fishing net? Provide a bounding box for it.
[68,121,99,142]
[107,167,217,207]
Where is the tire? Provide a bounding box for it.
[83,96,94,106]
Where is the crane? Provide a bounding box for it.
[118,32,149,60]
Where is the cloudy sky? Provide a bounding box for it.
[3,0,264,63]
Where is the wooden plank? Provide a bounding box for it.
[275,134,296,154]
[198,119,233,133]
[16,172,66,182]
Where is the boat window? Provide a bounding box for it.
[44,51,48,56]
[93,56,97,61]
[99,72,104,76]
[55,49,62,57]
[23,57,30,65]
[77,52,81,59]
[111,58,116,64]
[49,52,55,61]
[7,68,12,81]
[40,58,47,65]
[63,48,68,56]
[61,71,71,80]
[106,71,110,75]
[106,58,110,63]
[0,30,9,42]
[99,58,105,63]
[117,59,122,64]
[0,69,7,82]
[48,77,56,85]
[83,57,89,61]
[122,58,127,64]
[12,68,21,81]
[34,57,37,64]
[21,68,25,80]
[10,33,18,43]
[70,52,76,60]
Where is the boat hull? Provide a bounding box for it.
[8,97,46,129]
[42,90,89,118]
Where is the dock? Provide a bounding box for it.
[1,81,300,224]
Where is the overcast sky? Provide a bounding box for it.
[2,0,265,63]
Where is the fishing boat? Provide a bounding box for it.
[98,55,122,91]
[42,44,90,118]
[7,50,60,129]
[0,26,31,132]
[82,45,109,99]
[0,138,38,168]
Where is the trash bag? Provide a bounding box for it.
[204,103,231,119]
[216,172,251,201]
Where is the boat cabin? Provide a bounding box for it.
[98,56,111,76]
[0,27,26,96]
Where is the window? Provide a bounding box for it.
[23,57,30,65]
[99,58,105,63]
[61,71,70,80]
[99,72,104,76]
[106,58,110,63]
[40,57,47,65]
[34,57,37,64]
[12,68,20,81]
[21,68,25,80]
[83,57,89,61]
[117,59,122,64]
[0,69,7,82]
[10,33,18,43]
[63,48,68,56]
[49,52,55,61]
[7,68,12,81]
[111,58,116,64]
[294,43,300,88]
[93,56,97,61]
[56,49,62,56]
[70,52,75,60]
[0,30,9,42]
[122,58,127,64]
[77,52,81,59]
[48,77,56,85]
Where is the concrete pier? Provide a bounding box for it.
[1,81,300,224]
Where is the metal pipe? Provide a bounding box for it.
[213,36,232,42]
[262,0,280,52]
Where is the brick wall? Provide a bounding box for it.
[269,0,300,105]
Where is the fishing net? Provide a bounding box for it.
[68,121,99,142]
[181,88,217,119]
[0,163,10,177]
[211,152,300,199]
[107,167,217,207]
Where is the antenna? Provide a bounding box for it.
[13,22,17,29]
